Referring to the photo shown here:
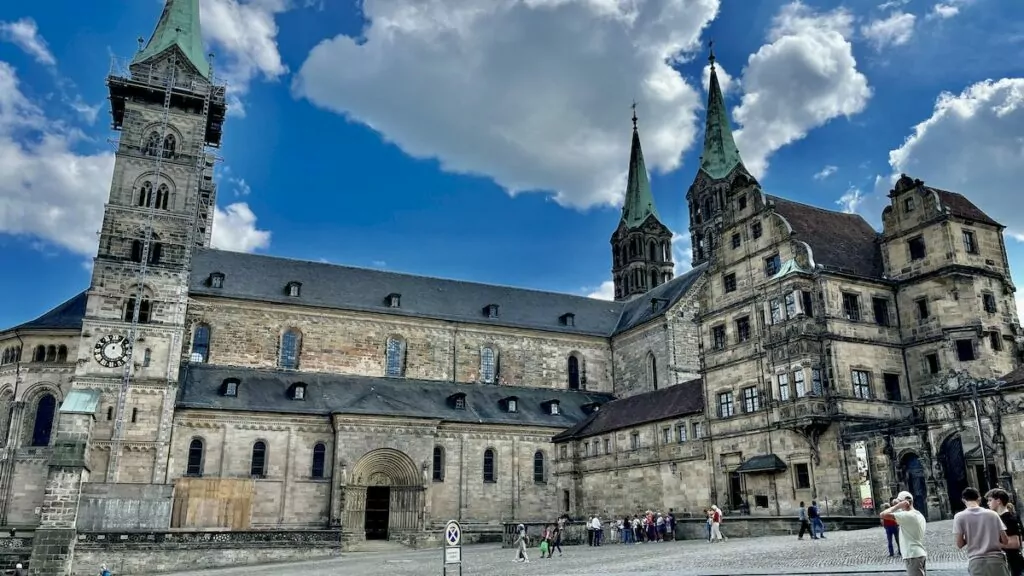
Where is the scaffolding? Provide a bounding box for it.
[103,54,226,481]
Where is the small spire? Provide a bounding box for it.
[708,39,716,69]
[631,100,638,130]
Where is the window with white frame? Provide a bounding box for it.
[852,370,871,399]
[778,373,790,401]
[794,370,807,397]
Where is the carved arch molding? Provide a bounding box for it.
[342,448,426,536]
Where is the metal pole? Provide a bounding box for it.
[972,383,992,490]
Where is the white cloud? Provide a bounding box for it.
[229,177,251,197]
[0,62,113,254]
[927,0,971,20]
[814,165,838,180]
[69,97,102,124]
[372,260,387,268]
[878,0,909,9]
[211,202,271,253]
[732,2,872,179]
[861,12,916,51]
[0,18,56,66]
[587,281,616,301]
[294,0,721,209]
[836,186,864,214]
[1017,292,1024,324]
[701,63,734,95]
[881,78,1024,239]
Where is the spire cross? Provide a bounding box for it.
[631,100,638,129]
[708,39,716,69]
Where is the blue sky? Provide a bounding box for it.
[1,0,1022,329]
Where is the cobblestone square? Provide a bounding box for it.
[157,521,972,576]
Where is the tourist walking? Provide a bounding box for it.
[954,487,1009,576]
[880,491,927,576]
[986,488,1023,576]
[513,523,530,563]
[798,501,813,540]
[709,505,725,542]
[809,500,826,539]
[882,498,902,556]
[547,515,564,557]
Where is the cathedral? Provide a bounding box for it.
[0,1,1022,569]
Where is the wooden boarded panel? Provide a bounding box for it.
[171,477,254,530]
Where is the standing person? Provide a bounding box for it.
[513,523,530,563]
[880,491,927,576]
[986,488,1023,576]
[798,501,812,540]
[100,565,112,576]
[953,487,1009,576]
[547,514,565,557]
[710,505,725,542]
[809,500,826,539]
[591,514,603,546]
[667,508,677,541]
[587,515,595,547]
[13,563,27,576]
[882,498,902,557]
[704,508,713,542]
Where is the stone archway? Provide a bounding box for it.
[938,433,969,514]
[342,448,425,541]
[900,452,929,517]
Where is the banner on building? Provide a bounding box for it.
[854,441,874,509]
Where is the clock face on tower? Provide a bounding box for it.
[93,334,132,368]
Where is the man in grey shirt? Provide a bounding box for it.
[953,486,1009,576]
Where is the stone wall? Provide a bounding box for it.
[76,483,173,531]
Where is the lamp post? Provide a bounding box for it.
[969,379,996,490]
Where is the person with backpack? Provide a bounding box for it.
[513,524,530,563]
[100,565,112,576]
[798,501,814,540]
[987,488,1024,576]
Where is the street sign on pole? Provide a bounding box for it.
[443,519,462,576]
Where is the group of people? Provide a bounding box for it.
[617,510,677,543]
[796,500,828,540]
[881,486,1024,576]
[513,515,569,563]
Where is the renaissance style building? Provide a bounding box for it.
[0,2,1021,569]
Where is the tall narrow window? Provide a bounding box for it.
[33,345,45,362]
[30,394,57,447]
[567,355,581,390]
[45,346,56,362]
[647,352,658,390]
[143,132,160,156]
[483,448,496,483]
[186,438,204,477]
[480,347,496,383]
[131,240,143,263]
[433,446,445,482]
[385,337,405,377]
[250,441,267,477]
[533,451,546,483]
[123,297,151,323]
[311,443,326,479]
[155,184,170,210]
[778,374,790,401]
[56,345,67,363]
[811,368,823,395]
[794,370,807,397]
[162,134,176,158]
[852,370,871,399]
[191,324,211,363]
[279,329,300,370]
[137,181,153,207]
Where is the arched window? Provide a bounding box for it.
[648,241,656,261]
[150,242,162,265]
[155,184,169,210]
[45,345,56,362]
[1,349,9,365]
[311,442,326,478]
[385,336,405,377]
[33,345,45,362]
[123,297,152,323]
[186,438,204,477]
[143,132,160,156]
[131,240,143,263]
[483,448,495,483]
[250,441,267,477]
[480,346,496,384]
[432,446,445,482]
[191,324,211,363]
[533,451,545,483]
[162,134,176,158]
[138,181,153,207]
[14,347,21,362]
[30,393,57,447]
[650,269,659,288]
[106,406,113,420]
[56,345,67,363]
[279,329,300,369]
[567,355,581,390]
[647,352,658,390]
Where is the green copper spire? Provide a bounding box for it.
[132,0,210,79]
[699,42,744,180]
[620,104,660,229]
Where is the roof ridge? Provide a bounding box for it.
[767,195,878,228]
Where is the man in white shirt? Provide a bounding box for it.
[590,515,603,546]
[880,491,928,576]
[953,486,1009,576]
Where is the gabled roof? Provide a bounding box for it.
[699,54,745,181]
[613,264,707,334]
[930,187,1000,227]
[551,378,704,442]
[620,119,660,229]
[1002,365,1024,387]
[767,195,883,279]
[4,290,87,332]
[735,454,787,474]
[178,364,614,428]
[189,249,626,337]
[132,0,210,79]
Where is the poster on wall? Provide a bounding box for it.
[854,441,875,509]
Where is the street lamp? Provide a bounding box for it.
[968,378,995,490]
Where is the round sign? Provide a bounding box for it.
[445,520,461,546]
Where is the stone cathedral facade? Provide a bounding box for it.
[0,1,1021,565]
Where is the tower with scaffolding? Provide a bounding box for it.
[78,0,226,484]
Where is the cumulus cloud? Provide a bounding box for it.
[861,12,916,51]
[880,78,1024,239]
[927,2,965,20]
[732,2,872,179]
[294,0,721,209]
[0,18,56,66]
[1017,292,1024,324]
[211,203,271,253]
[702,62,734,95]
[835,186,865,214]
[814,165,837,180]
[587,281,616,301]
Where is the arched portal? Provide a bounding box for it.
[939,434,969,514]
[344,448,424,541]
[900,452,929,517]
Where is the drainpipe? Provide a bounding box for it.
[451,325,458,383]
[892,286,914,403]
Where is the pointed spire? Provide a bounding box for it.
[699,40,744,180]
[621,103,660,229]
[132,0,210,79]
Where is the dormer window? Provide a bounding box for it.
[290,382,307,400]
[650,298,668,312]
[448,392,467,410]
[209,272,225,289]
[286,282,302,297]
[544,400,561,415]
[581,402,600,415]
[503,396,519,413]
[559,313,575,327]
[484,304,500,319]
[386,293,401,308]
[221,378,240,397]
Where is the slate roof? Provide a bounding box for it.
[735,454,787,474]
[767,195,883,279]
[551,378,704,442]
[614,264,706,333]
[4,290,88,332]
[930,187,1001,227]
[189,249,704,337]
[178,363,615,428]
[1002,365,1024,386]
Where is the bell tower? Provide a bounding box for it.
[609,105,675,301]
[687,42,756,267]
[73,0,227,483]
